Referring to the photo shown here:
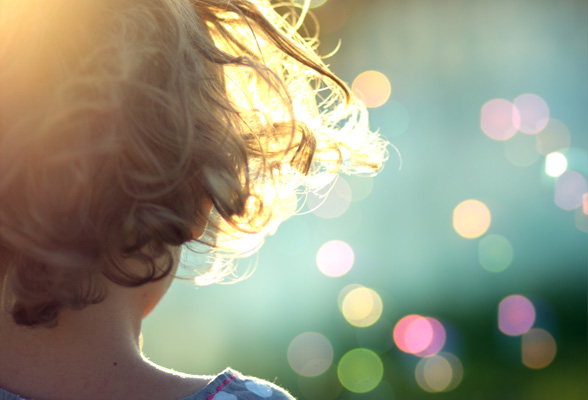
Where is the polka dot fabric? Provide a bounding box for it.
[0,368,294,400]
[182,369,295,400]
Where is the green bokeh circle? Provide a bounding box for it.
[478,234,514,272]
[337,348,384,393]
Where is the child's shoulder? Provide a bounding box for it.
[0,369,295,400]
[185,368,295,400]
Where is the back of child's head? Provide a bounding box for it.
[0,0,387,327]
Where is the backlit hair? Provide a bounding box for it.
[0,0,388,326]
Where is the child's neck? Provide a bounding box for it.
[0,275,210,400]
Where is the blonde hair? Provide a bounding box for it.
[0,0,388,326]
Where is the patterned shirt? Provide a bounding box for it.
[0,369,295,400]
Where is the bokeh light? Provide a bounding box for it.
[337,348,384,393]
[415,317,447,357]
[415,353,463,393]
[563,147,588,175]
[442,353,464,391]
[522,328,557,369]
[504,132,540,168]
[554,170,587,211]
[288,332,334,377]
[404,317,433,354]
[499,295,536,336]
[347,175,374,202]
[393,316,422,353]
[341,287,383,328]
[307,177,352,219]
[312,0,348,34]
[394,315,445,355]
[584,193,588,215]
[316,240,354,277]
[338,284,364,310]
[513,93,550,134]
[544,152,568,177]
[415,355,451,392]
[352,71,392,108]
[453,199,492,239]
[480,99,520,141]
[575,207,588,233]
[535,119,571,155]
[478,234,514,272]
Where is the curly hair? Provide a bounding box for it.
[0,0,388,327]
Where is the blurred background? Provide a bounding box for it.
[143,0,587,399]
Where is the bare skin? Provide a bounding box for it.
[0,252,213,400]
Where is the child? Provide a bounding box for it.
[0,0,387,399]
